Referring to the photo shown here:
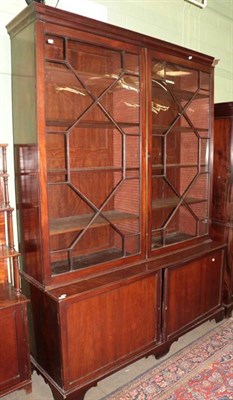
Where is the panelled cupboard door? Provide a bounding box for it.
[0,304,30,395]
[163,250,224,340]
[60,274,160,389]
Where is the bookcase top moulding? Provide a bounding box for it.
[6,2,215,68]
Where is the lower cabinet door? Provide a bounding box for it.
[0,303,30,395]
[61,274,160,389]
[163,250,224,340]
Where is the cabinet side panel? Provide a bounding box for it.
[11,22,37,144]
[63,275,158,387]
[29,284,62,386]
[11,23,43,282]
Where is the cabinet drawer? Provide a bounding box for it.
[163,250,224,340]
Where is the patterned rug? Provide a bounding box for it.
[104,318,233,400]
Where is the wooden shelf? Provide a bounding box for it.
[152,163,200,168]
[0,283,28,306]
[0,245,20,260]
[50,210,139,235]
[52,247,124,274]
[46,120,139,129]
[0,172,9,178]
[47,166,140,175]
[0,206,14,212]
[152,163,208,170]
[152,232,194,248]
[152,196,207,210]
[152,125,209,134]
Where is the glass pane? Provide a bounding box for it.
[69,225,124,270]
[124,53,140,74]
[50,231,78,252]
[184,95,210,130]
[152,177,180,229]
[69,170,122,209]
[45,35,65,60]
[99,75,140,128]
[151,61,165,81]
[186,173,209,201]
[67,41,122,98]
[166,130,199,165]
[151,230,163,249]
[153,61,197,87]
[51,250,72,275]
[152,136,164,166]
[111,178,140,225]
[68,125,122,169]
[125,135,140,168]
[51,226,124,272]
[50,178,140,274]
[150,58,211,250]
[152,80,179,131]
[199,220,209,236]
[48,184,95,220]
[189,200,208,220]
[46,133,66,171]
[45,62,92,128]
[200,138,210,168]
[167,167,197,195]
[200,72,210,91]
[45,36,141,274]
[164,204,197,244]
[125,235,140,255]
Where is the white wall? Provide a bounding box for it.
[0,0,232,248]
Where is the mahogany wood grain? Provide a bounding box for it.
[0,143,31,396]
[6,4,225,400]
[211,102,233,315]
[0,284,31,397]
[163,250,224,340]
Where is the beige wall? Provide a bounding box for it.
[94,0,233,104]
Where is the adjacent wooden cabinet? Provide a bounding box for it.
[211,102,233,316]
[0,145,31,398]
[7,3,225,400]
[0,288,31,397]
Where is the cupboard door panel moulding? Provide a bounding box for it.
[7,3,225,400]
[163,249,224,341]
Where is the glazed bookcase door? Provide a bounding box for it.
[149,56,211,252]
[44,35,143,275]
